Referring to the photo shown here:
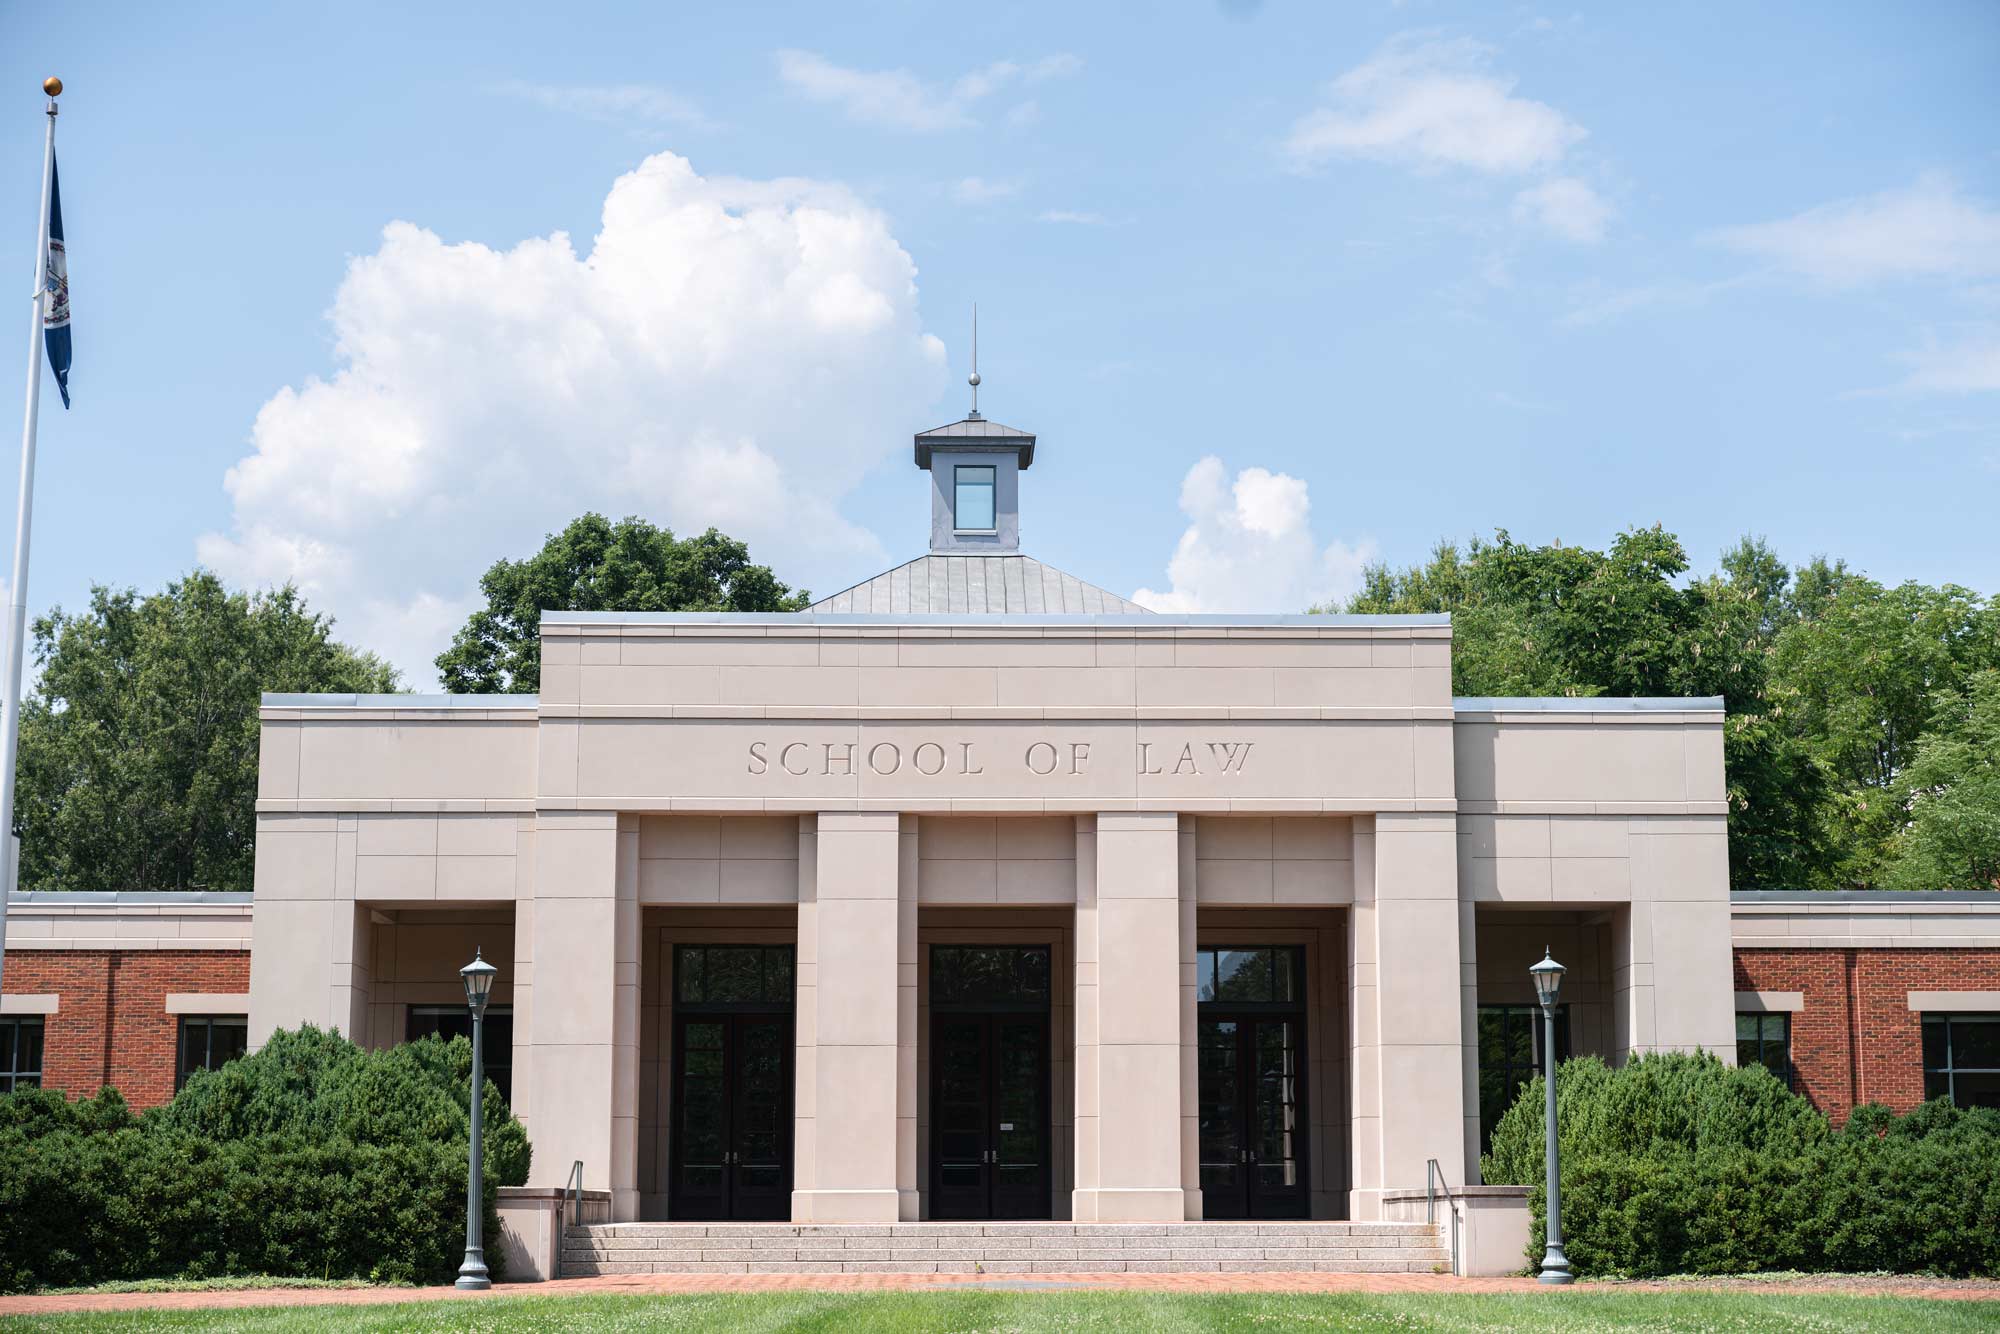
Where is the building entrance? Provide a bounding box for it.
[1197,947,1310,1219]
[927,945,1053,1220]
[666,945,793,1221]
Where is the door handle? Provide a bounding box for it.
[1239,1149,1248,1163]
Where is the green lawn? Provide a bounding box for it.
[4,1290,1999,1333]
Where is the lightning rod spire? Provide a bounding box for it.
[968,303,981,420]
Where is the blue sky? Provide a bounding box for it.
[3,2,1997,683]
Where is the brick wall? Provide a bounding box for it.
[5,950,250,1108]
[1733,947,2000,1122]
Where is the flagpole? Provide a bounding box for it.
[0,78,60,994]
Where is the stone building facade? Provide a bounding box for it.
[2,410,1996,1224]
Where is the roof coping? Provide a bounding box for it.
[1731,889,2000,904]
[542,611,1454,627]
[1453,696,1725,713]
[9,890,254,905]
[262,692,538,709]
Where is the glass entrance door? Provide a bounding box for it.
[1196,948,1310,1219]
[667,945,794,1221]
[928,945,1053,1220]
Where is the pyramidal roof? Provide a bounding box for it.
[807,554,1149,615]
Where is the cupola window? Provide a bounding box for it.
[954,465,996,532]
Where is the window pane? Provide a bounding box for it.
[1736,1014,1759,1042]
[179,1020,209,1086]
[1197,951,1218,1003]
[955,466,995,530]
[1923,1015,1948,1069]
[1016,947,1050,1003]
[15,1020,41,1079]
[1272,949,1298,1003]
[762,948,794,1003]
[707,948,762,1003]
[676,947,705,1004]
[1214,950,1269,1003]
[211,1020,248,1069]
[1952,1072,2000,1110]
[1925,1069,1952,1102]
[1951,1018,2000,1069]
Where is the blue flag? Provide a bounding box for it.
[43,155,70,409]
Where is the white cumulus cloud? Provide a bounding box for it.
[1708,174,2000,288]
[1132,457,1375,613]
[1286,35,1584,175]
[199,152,946,686]
[776,50,1080,132]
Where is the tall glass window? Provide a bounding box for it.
[0,1017,43,1092]
[1736,1012,1791,1087]
[954,465,996,531]
[1923,1013,2000,1109]
[1477,1003,1569,1153]
[176,1016,248,1090]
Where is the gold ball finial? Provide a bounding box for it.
[43,77,62,98]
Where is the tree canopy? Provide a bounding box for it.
[435,514,810,693]
[16,571,396,892]
[1338,527,2000,890]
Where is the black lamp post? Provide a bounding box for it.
[1529,950,1572,1285]
[456,948,498,1291]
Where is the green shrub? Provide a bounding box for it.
[1482,1050,2000,1278]
[0,1025,529,1293]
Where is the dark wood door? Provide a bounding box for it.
[1198,1014,1309,1219]
[929,1013,1050,1219]
[668,1012,792,1220]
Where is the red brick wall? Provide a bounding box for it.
[5,950,250,1109]
[1733,947,2000,1122]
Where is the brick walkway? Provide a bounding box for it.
[4,1271,2000,1316]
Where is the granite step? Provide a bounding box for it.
[558,1221,1451,1276]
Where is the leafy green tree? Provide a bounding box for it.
[436,514,810,693]
[1879,671,2000,891]
[1765,576,1999,884]
[16,572,396,893]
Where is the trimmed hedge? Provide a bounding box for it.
[0,1026,529,1293]
[1483,1051,2000,1277]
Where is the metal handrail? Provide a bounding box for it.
[1425,1158,1463,1276]
[553,1160,585,1279]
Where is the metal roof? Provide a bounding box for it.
[913,416,1036,469]
[808,554,1150,615]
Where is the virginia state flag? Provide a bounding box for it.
[43,156,70,408]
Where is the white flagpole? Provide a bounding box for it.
[0,79,60,994]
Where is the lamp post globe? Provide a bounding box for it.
[456,949,498,1291]
[1530,950,1573,1285]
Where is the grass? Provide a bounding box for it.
[4,1290,1999,1332]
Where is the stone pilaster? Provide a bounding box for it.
[1073,811,1185,1222]
[792,811,903,1221]
[1348,812,1465,1218]
[521,810,639,1217]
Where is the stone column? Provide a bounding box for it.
[1073,812,1185,1223]
[897,814,921,1219]
[1347,812,1465,1219]
[1177,816,1202,1219]
[792,811,903,1222]
[521,810,640,1218]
